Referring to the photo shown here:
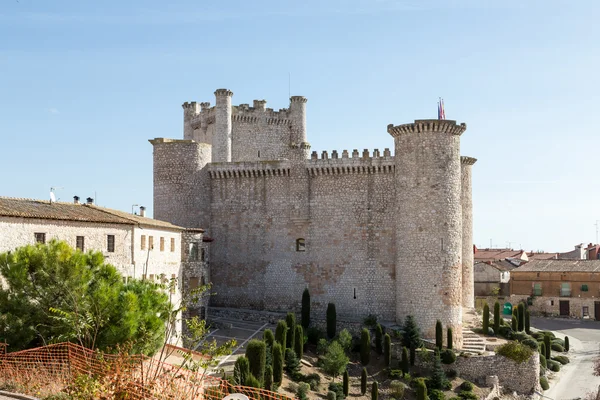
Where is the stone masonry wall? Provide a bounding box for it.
[461,157,476,309]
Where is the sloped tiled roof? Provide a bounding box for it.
[527,252,559,260]
[512,259,600,273]
[0,197,184,231]
[474,248,527,261]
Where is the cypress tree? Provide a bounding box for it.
[416,378,428,400]
[482,303,490,334]
[275,320,288,352]
[401,346,409,374]
[286,312,296,352]
[233,356,250,386]
[544,334,551,359]
[540,342,546,359]
[361,367,367,395]
[272,342,284,384]
[301,288,311,329]
[375,324,383,354]
[565,336,570,352]
[447,327,453,350]
[327,303,337,339]
[245,339,266,385]
[264,365,273,391]
[525,310,531,334]
[361,328,371,365]
[409,344,416,366]
[343,369,349,396]
[294,325,304,360]
[435,320,443,350]
[518,303,525,331]
[371,381,378,400]
[493,301,500,334]
[511,315,518,331]
[263,329,275,348]
[384,333,391,367]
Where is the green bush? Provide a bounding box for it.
[429,389,446,400]
[390,380,405,400]
[565,336,570,351]
[446,369,458,379]
[233,356,250,385]
[338,329,353,353]
[441,349,456,364]
[436,320,443,350]
[375,324,383,355]
[447,327,453,350]
[495,341,534,364]
[539,354,547,369]
[551,338,565,347]
[264,365,273,391]
[317,338,329,355]
[540,376,549,390]
[552,355,570,365]
[521,338,539,350]
[551,343,564,352]
[513,332,533,342]
[307,327,323,345]
[460,381,473,391]
[498,325,513,339]
[542,330,556,339]
[303,372,321,389]
[415,378,428,400]
[343,370,349,396]
[294,325,304,360]
[531,331,543,339]
[493,301,500,334]
[301,288,310,329]
[482,303,490,334]
[272,342,283,384]
[364,314,378,327]
[263,329,275,348]
[329,382,345,400]
[361,367,368,395]
[297,382,309,400]
[275,320,288,351]
[384,333,392,367]
[245,374,261,388]
[544,334,551,359]
[327,303,337,339]
[245,339,266,385]
[286,312,296,351]
[361,328,371,365]
[458,391,478,400]
[547,359,561,372]
[389,369,403,379]
[371,381,378,400]
[327,391,337,400]
[401,346,409,373]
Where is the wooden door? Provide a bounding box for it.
[595,301,600,320]
[559,300,570,316]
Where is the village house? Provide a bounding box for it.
[474,260,514,296]
[0,196,210,343]
[510,259,600,320]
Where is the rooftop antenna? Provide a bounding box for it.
[288,72,291,99]
[131,204,139,215]
[596,220,599,245]
[50,186,63,203]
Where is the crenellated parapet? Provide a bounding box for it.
[310,148,393,160]
[290,96,307,103]
[214,89,233,97]
[387,119,467,137]
[208,160,291,179]
[461,156,477,165]
[306,150,395,176]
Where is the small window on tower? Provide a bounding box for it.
[170,237,175,252]
[76,236,85,252]
[296,238,306,252]
[34,232,46,244]
[107,235,115,252]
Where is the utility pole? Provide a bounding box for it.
[596,220,599,245]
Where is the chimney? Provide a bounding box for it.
[139,206,146,217]
[73,196,80,204]
[86,197,94,205]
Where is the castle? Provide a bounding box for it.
[150,89,476,347]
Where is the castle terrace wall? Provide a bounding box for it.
[231,109,292,162]
[208,156,397,321]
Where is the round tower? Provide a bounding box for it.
[150,138,212,230]
[182,102,200,140]
[213,89,233,163]
[461,156,477,309]
[289,96,310,159]
[388,119,466,349]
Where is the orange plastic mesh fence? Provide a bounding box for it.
[0,342,293,400]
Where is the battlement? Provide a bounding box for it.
[307,149,395,175]
[149,138,196,145]
[290,96,307,103]
[310,148,392,160]
[387,119,467,137]
[214,89,233,97]
[208,160,291,179]
[461,156,477,165]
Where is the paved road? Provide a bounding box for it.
[531,317,600,400]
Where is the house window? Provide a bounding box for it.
[560,282,571,297]
[149,236,154,250]
[170,238,175,252]
[160,237,165,252]
[533,283,542,296]
[550,300,554,306]
[201,276,206,286]
[171,273,176,294]
[189,277,199,289]
[34,232,46,244]
[190,243,199,261]
[141,235,146,250]
[582,284,589,292]
[583,306,590,317]
[76,236,85,252]
[201,248,206,262]
[107,235,115,252]
[296,238,306,252]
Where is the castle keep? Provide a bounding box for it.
[150,89,476,347]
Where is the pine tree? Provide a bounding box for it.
[327,303,337,339]
[301,288,311,329]
[361,328,371,365]
[375,324,383,355]
[447,327,453,350]
[493,301,500,334]
[482,303,490,334]
[286,312,296,351]
[272,342,283,384]
[518,303,525,332]
[361,367,367,395]
[371,381,378,400]
[401,346,409,374]
[384,334,391,367]
[435,320,443,350]
[525,310,531,334]
[275,320,288,352]
[294,325,304,360]
[343,370,349,396]
[402,315,422,349]
[429,350,447,390]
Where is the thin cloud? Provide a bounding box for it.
[47,108,59,115]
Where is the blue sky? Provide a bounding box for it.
[1,0,598,252]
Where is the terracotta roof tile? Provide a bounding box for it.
[512,259,600,273]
